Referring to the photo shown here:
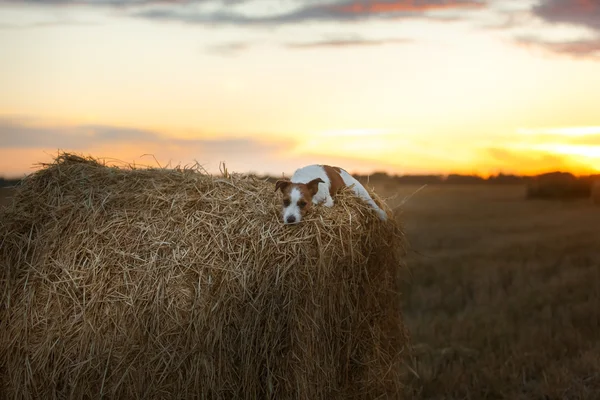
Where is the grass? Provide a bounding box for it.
[379,184,600,399]
[2,183,599,398]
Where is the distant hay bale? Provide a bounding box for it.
[0,153,409,399]
[526,172,591,200]
[591,181,600,205]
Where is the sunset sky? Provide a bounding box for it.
[1,0,599,178]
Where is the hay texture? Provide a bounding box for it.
[0,154,409,399]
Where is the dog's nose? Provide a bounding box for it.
[286,215,296,224]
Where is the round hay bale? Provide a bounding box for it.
[0,153,409,399]
[591,180,600,205]
[526,172,591,200]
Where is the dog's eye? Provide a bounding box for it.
[283,199,291,207]
[298,201,307,208]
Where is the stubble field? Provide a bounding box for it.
[380,183,600,399]
[1,183,599,399]
[0,188,13,208]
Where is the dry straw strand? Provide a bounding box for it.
[0,152,409,399]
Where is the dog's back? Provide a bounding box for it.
[291,164,387,221]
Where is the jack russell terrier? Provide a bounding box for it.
[275,164,388,224]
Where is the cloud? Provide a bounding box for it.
[0,119,163,148]
[205,41,251,55]
[0,19,100,29]
[0,118,288,153]
[483,146,597,175]
[515,125,600,149]
[487,146,567,167]
[0,117,425,177]
[509,0,600,58]
[331,0,484,15]
[135,0,485,26]
[572,135,600,146]
[533,0,600,31]
[516,127,600,146]
[479,125,600,174]
[0,0,205,6]
[517,35,600,58]
[285,36,411,48]
[0,117,293,174]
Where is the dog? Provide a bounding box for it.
[274,164,388,224]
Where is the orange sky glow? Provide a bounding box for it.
[0,0,599,178]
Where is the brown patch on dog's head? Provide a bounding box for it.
[306,178,324,196]
[275,179,291,193]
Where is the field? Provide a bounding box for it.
[0,188,13,208]
[2,183,599,399]
[378,184,600,399]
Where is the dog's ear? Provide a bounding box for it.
[306,178,324,196]
[275,179,291,193]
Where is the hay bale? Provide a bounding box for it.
[526,172,591,200]
[591,180,600,205]
[0,153,409,399]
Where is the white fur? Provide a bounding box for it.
[290,165,334,206]
[339,169,388,221]
[282,187,302,224]
[281,164,388,223]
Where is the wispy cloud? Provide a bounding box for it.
[0,0,207,7]
[516,0,600,58]
[0,117,427,177]
[483,146,598,175]
[516,126,600,147]
[134,0,485,26]
[0,0,489,49]
[204,36,410,53]
[286,36,410,48]
[0,19,99,29]
[486,125,600,173]
[533,0,600,31]
[0,117,294,174]
[0,117,289,152]
[3,0,600,60]
[517,35,600,59]
[517,126,600,137]
[205,41,251,55]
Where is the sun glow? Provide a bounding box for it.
[517,126,600,137]
[2,2,600,178]
[318,128,392,137]
[531,144,600,159]
[294,130,413,161]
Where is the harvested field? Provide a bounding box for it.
[377,184,600,399]
[0,188,14,208]
[591,181,600,205]
[0,154,408,399]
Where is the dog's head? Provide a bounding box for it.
[274,178,324,224]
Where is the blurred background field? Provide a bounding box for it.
[0,187,13,208]
[379,183,600,399]
[1,180,599,399]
